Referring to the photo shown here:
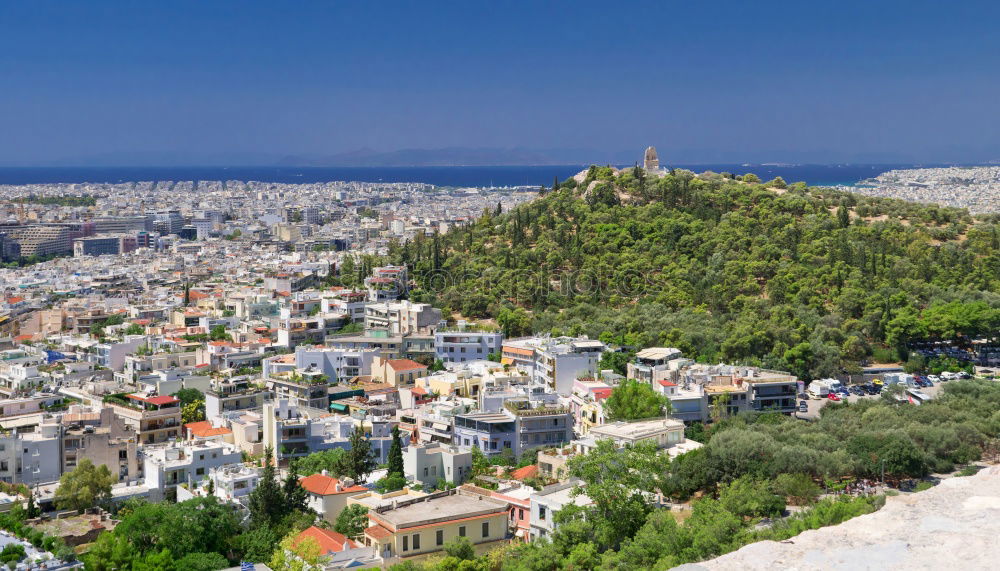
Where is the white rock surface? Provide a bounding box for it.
[679,465,1000,571]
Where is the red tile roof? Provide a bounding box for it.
[387,359,426,372]
[592,388,613,400]
[298,473,367,496]
[658,380,677,387]
[295,526,358,554]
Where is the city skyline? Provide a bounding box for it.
[1,0,999,165]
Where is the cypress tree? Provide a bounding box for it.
[387,426,404,478]
[247,447,284,529]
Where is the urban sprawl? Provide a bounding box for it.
[0,173,988,568]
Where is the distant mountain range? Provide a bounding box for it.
[17,146,1000,168]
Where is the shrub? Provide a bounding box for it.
[772,473,822,506]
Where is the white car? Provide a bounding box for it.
[928,375,941,383]
[941,371,959,380]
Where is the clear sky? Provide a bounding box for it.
[1,0,998,165]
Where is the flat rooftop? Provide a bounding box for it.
[374,492,506,529]
[590,418,684,439]
[635,347,682,360]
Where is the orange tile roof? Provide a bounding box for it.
[387,359,426,372]
[298,473,368,496]
[364,524,392,540]
[184,421,232,438]
[511,465,539,480]
[295,526,358,554]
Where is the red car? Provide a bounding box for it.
[826,393,841,401]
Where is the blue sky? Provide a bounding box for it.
[1,0,998,164]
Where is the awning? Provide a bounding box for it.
[500,357,514,365]
[330,402,348,412]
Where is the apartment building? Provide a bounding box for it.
[626,347,684,384]
[0,420,62,485]
[453,400,572,458]
[143,440,242,501]
[294,346,379,382]
[501,337,606,395]
[10,225,72,257]
[104,393,182,444]
[262,400,403,464]
[403,442,472,488]
[364,265,408,302]
[61,406,139,482]
[364,301,442,336]
[204,378,270,422]
[434,330,503,363]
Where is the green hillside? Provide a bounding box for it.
[393,167,1000,379]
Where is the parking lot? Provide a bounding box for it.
[794,380,949,420]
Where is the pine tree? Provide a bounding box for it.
[342,426,376,483]
[553,175,560,193]
[182,281,190,306]
[386,426,404,478]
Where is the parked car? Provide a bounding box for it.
[826,393,841,401]
[928,375,941,383]
[798,402,808,413]
[850,386,866,396]
[958,371,972,379]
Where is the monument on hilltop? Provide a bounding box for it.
[643,146,660,172]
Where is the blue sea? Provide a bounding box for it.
[0,164,928,188]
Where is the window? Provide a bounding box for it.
[403,536,408,551]
[482,522,489,537]
[518,508,524,520]
[436,530,444,546]
[412,534,420,550]
[424,467,428,477]
[539,506,546,520]
[458,526,466,537]
[196,467,205,476]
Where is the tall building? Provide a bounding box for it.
[10,225,72,257]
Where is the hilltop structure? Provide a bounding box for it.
[643,145,668,176]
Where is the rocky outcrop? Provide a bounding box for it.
[679,465,1000,570]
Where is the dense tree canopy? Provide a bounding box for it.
[604,379,671,421]
[390,170,1000,378]
[54,459,114,512]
